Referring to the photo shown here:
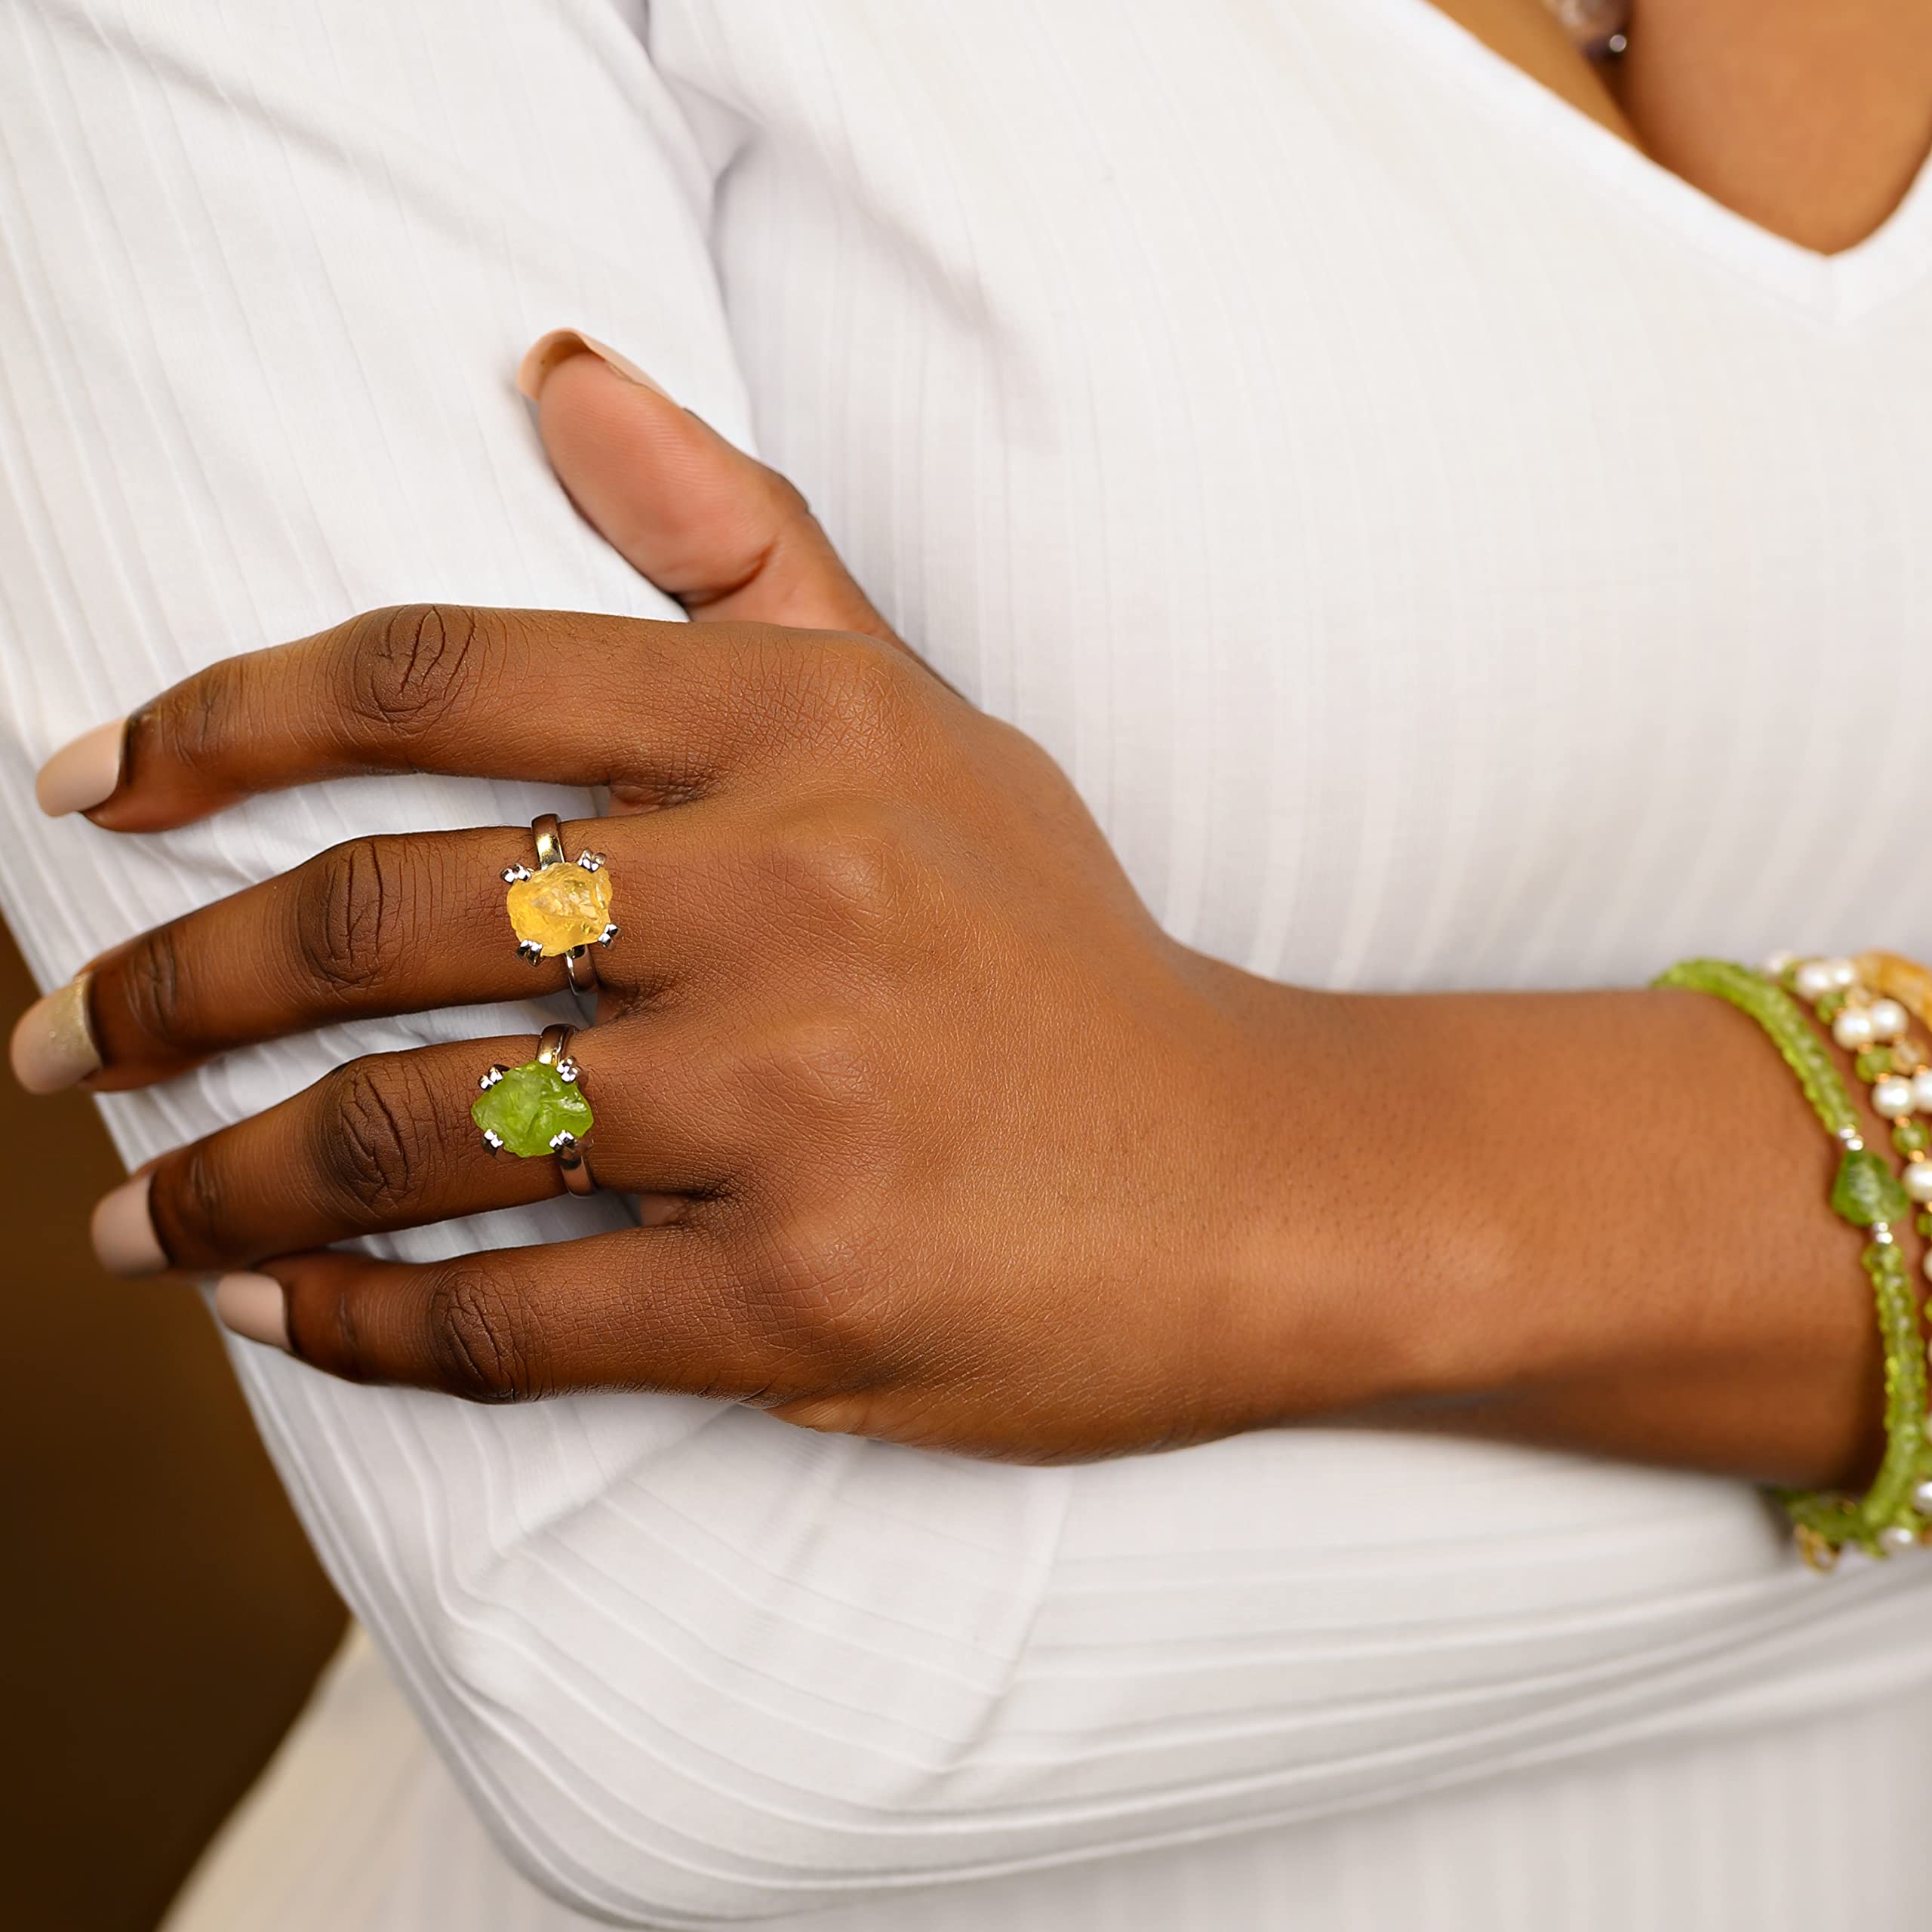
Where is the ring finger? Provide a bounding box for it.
[69,816,709,1091]
[90,1024,740,1276]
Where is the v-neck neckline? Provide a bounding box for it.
[1358,0,1932,324]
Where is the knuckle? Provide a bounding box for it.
[780,805,917,931]
[758,463,812,522]
[153,1139,233,1265]
[742,1210,882,1369]
[294,1275,375,1385]
[291,837,414,998]
[425,1260,545,1403]
[808,635,921,749]
[137,657,244,771]
[340,603,491,737]
[112,923,188,1050]
[764,1014,885,1116]
[314,1055,436,1220]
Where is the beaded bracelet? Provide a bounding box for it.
[1656,958,1932,1568]
[1786,954,1932,1229]
[1775,955,1932,1561]
[1857,951,1932,1061]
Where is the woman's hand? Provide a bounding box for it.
[62,594,1359,1454]
[14,334,1888,1481]
[13,337,1402,1458]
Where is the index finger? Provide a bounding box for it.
[34,603,886,832]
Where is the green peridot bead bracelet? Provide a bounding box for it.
[1656,958,1932,1568]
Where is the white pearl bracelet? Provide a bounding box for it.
[1783,955,1932,1273]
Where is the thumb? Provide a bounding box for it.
[517,330,898,645]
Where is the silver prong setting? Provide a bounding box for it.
[555,1058,580,1083]
[598,922,619,946]
[480,1128,504,1152]
[577,852,605,872]
[549,1130,578,1152]
[502,863,531,884]
[516,939,545,965]
[478,1066,506,1090]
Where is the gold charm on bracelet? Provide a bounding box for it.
[1857,952,1932,1042]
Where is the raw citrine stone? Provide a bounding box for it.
[506,860,613,957]
[472,1060,593,1158]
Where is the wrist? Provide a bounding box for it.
[1186,964,1451,1432]
[1197,970,1887,1485]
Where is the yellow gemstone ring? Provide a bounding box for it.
[503,813,618,995]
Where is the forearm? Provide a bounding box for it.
[1219,971,1884,1484]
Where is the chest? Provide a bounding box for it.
[662,0,1932,986]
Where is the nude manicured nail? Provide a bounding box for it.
[517,328,672,402]
[91,1171,167,1278]
[35,718,126,817]
[10,974,101,1094]
[215,1273,291,1351]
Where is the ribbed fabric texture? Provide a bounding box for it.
[3,2,1930,1926]
[163,1623,1932,1932]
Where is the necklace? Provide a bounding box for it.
[1544,0,1631,58]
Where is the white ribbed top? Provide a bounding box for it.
[3,3,1931,1927]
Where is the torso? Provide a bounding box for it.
[662,13,1932,1918]
[651,7,1932,1906]
[661,0,1932,995]
[125,5,1932,1927]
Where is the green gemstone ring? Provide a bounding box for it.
[472,1023,595,1194]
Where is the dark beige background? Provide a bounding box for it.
[1,918,345,1930]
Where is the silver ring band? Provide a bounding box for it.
[531,814,601,994]
[536,1023,596,1195]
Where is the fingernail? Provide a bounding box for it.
[10,974,101,1094]
[517,329,671,403]
[36,718,127,817]
[216,1272,291,1351]
[91,1171,167,1277]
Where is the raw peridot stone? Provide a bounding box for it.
[1831,1146,1910,1228]
[472,1059,592,1158]
[1895,1120,1930,1155]
[1857,1048,1896,1082]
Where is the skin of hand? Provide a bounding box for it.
[13,335,1890,1481]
